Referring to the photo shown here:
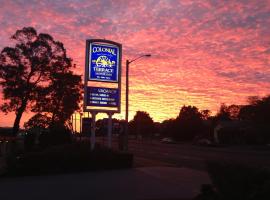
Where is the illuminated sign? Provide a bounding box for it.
[86,86,119,107]
[89,43,119,82]
[84,39,122,113]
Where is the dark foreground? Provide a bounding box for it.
[2,140,270,199]
[0,166,210,200]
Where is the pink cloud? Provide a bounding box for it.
[1,0,270,127]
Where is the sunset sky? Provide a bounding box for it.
[1,0,270,128]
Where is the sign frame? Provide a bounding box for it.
[83,39,122,113]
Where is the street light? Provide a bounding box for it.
[124,54,151,151]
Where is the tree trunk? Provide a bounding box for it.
[12,100,27,135]
[50,97,61,128]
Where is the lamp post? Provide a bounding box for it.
[124,54,151,151]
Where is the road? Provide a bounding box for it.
[123,139,270,170]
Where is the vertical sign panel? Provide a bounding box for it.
[84,39,122,113]
[89,43,119,82]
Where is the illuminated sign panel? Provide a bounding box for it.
[84,39,122,113]
[89,43,119,82]
[86,86,119,107]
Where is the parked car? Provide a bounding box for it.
[160,137,176,144]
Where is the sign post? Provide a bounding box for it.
[82,118,92,136]
[84,39,122,150]
[107,112,113,148]
[90,112,96,150]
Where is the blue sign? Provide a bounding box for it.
[89,43,119,82]
[86,87,119,107]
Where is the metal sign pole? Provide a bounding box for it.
[79,113,82,141]
[91,111,97,150]
[107,112,113,148]
[74,113,77,133]
[71,114,73,133]
[124,60,129,151]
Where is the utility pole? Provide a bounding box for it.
[124,54,151,151]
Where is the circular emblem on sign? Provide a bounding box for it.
[96,56,115,68]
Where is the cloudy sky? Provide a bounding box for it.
[1,0,270,127]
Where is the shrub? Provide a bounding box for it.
[39,125,72,148]
[24,131,37,151]
[5,143,133,176]
[195,161,270,200]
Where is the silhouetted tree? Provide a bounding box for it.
[24,113,51,130]
[153,122,162,137]
[160,118,178,138]
[216,104,241,121]
[177,105,202,121]
[0,27,76,135]
[240,95,270,123]
[95,118,122,136]
[238,105,255,121]
[201,109,211,120]
[32,71,82,127]
[174,105,204,141]
[239,95,270,143]
[129,111,154,139]
[216,104,231,121]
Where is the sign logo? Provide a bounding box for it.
[86,86,119,107]
[96,56,115,68]
[89,43,119,82]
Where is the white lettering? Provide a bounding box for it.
[92,46,116,55]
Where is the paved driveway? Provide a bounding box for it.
[0,167,210,200]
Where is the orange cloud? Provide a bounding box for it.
[1,0,270,127]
